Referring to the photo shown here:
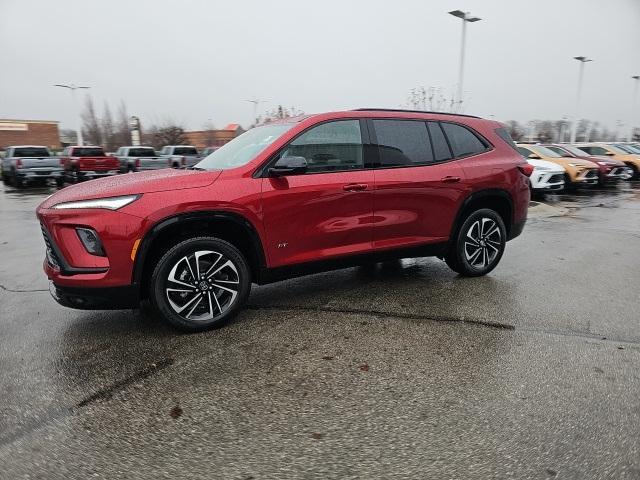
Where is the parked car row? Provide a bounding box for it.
[1,144,215,188]
[516,142,640,193]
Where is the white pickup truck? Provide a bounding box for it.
[1,145,64,188]
[159,145,200,168]
[115,146,167,172]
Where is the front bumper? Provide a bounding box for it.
[531,171,565,191]
[49,282,139,310]
[603,166,633,181]
[575,168,599,185]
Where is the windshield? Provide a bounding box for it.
[129,148,156,157]
[615,144,640,154]
[73,147,105,157]
[605,145,630,154]
[14,147,50,157]
[545,146,573,157]
[196,124,294,170]
[530,145,562,158]
[560,145,588,157]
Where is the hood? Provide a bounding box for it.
[39,168,221,209]
[527,159,565,172]
[576,155,625,167]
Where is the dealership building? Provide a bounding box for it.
[0,119,61,151]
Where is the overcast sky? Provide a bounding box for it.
[1,0,639,132]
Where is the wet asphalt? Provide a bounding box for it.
[0,181,639,479]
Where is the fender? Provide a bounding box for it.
[131,210,266,285]
[450,188,514,239]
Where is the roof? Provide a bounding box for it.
[223,123,242,131]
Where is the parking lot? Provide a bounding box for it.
[1,181,639,479]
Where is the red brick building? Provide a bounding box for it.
[184,123,244,149]
[0,119,61,150]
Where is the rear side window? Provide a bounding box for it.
[495,127,519,152]
[372,120,434,167]
[283,120,363,173]
[441,123,487,157]
[427,122,453,162]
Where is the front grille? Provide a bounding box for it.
[585,170,599,179]
[40,224,61,270]
[548,174,564,184]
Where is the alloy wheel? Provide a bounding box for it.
[463,217,502,269]
[165,250,240,322]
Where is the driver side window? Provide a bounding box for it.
[282,120,363,174]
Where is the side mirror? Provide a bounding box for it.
[269,156,307,177]
[528,153,541,160]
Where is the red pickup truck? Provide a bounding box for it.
[61,146,120,183]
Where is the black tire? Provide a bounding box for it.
[12,171,24,189]
[626,163,639,180]
[2,173,9,185]
[55,177,65,188]
[445,208,506,277]
[149,236,251,332]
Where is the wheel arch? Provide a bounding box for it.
[450,189,514,241]
[132,211,267,298]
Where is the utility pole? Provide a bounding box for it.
[448,10,482,113]
[629,75,640,142]
[53,84,90,146]
[570,57,592,143]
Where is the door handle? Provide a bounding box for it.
[440,176,461,183]
[343,183,368,191]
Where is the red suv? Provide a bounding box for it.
[37,110,530,331]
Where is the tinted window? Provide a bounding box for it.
[282,120,363,173]
[72,147,105,157]
[129,148,157,157]
[495,127,519,152]
[13,147,50,157]
[441,123,487,157]
[372,120,433,167]
[174,147,198,155]
[427,122,453,161]
[545,146,572,157]
[579,146,607,156]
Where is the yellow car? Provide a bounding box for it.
[574,143,640,179]
[516,144,599,187]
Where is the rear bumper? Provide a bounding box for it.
[49,282,139,310]
[72,170,119,178]
[16,168,63,179]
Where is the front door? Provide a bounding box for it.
[261,119,374,267]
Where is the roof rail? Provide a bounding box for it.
[352,108,481,119]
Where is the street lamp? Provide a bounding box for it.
[448,10,482,113]
[569,56,592,143]
[53,84,90,146]
[245,98,267,126]
[628,75,640,142]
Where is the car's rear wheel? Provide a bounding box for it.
[150,237,251,332]
[445,208,506,277]
[11,170,24,189]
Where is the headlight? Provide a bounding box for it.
[568,163,578,167]
[52,194,141,210]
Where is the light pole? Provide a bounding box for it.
[629,75,639,142]
[53,84,90,146]
[569,57,592,143]
[448,10,481,113]
[245,98,267,126]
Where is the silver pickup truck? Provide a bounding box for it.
[1,145,64,188]
[115,146,168,172]
[159,145,200,168]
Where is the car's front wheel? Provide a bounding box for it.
[445,208,506,277]
[150,237,251,332]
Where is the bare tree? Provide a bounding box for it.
[81,95,102,146]
[114,101,132,147]
[101,102,117,152]
[145,120,187,149]
[405,86,455,112]
[537,120,555,143]
[258,105,304,124]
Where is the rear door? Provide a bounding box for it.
[368,119,469,249]
[261,119,375,267]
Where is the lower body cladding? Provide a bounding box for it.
[531,171,565,192]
